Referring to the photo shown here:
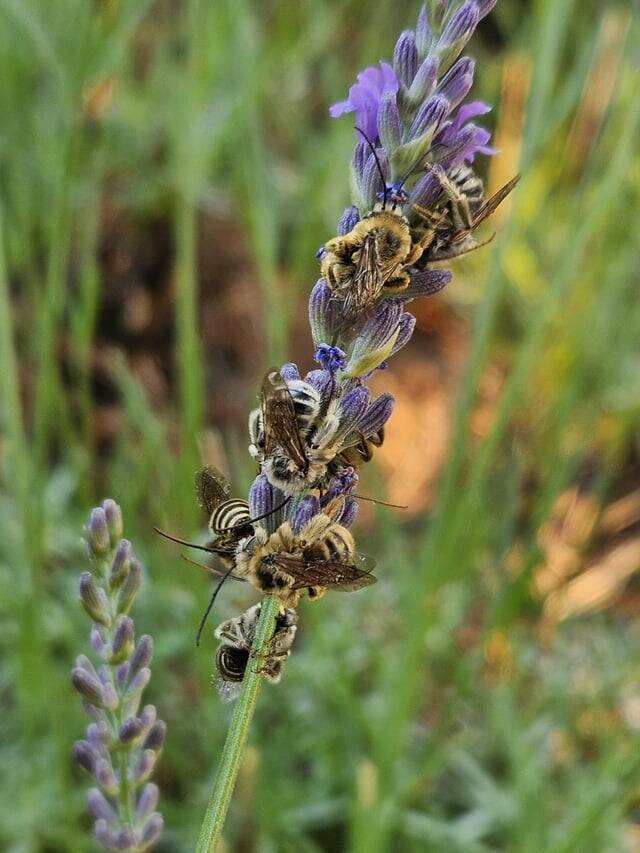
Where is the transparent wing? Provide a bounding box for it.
[195,466,231,515]
[260,369,308,471]
[265,552,376,591]
[471,174,520,227]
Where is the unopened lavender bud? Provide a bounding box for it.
[72,667,106,708]
[400,269,452,301]
[279,362,300,382]
[140,813,164,847]
[415,5,432,57]
[135,783,160,823]
[116,826,139,850]
[101,682,119,712]
[79,573,112,628]
[143,720,167,753]
[116,662,129,688]
[309,279,342,349]
[119,716,143,744]
[436,2,479,73]
[90,625,107,656]
[122,668,151,717]
[339,496,359,528]
[438,57,475,108]
[407,94,449,141]
[377,93,402,158]
[109,615,134,665]
[337,206,360,236]
[87,721,112,750]
[345,300,403,377]
[409,170,443,209]
[109,540,132,590]
[95,758,119,797]
[390,313,416,357]
[292,497,321,533]
[248,474,284,535]
[358,393,395,438]
[408,56,438,104]
[138,705,157,730]
[74,740,100,774]
[393,30,418,87]
[102,499,123,548]
[135,749,157,785]
[94,818,117,849]
[86,508,110,559]
[87,787,116,822]
[476,0,497,16]
[361,149,388,211]
[116,559,141,614]
[128,636,153,682]
[338,386,371,435]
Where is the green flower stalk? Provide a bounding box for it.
[73,500,165,852]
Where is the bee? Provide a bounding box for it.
[415,164,521,264]
[214,603,298,702]
[235,509,376,608]
[249,369,348,495]
[194,466,254,551]
[333,426,385,470]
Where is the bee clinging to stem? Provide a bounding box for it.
[214,603,298,702]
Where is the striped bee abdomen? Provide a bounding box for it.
[210,499,251,534]
[286,380,321,429]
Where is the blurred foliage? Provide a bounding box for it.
[0,0,639,851]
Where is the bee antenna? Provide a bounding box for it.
[216,496,291,533]
[354,126,387,208]
[353,493,408,509]
[153,526,232,556]
[180,553,244,582]
[195,565,236,646]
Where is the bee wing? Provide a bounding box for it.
[471,174,520,228]
[266,552,376,591]
[195,466,231,515]
[216,678,242,703]
[260,369,308,471]
[345,234,387,317]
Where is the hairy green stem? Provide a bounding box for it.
[196,595,281,853]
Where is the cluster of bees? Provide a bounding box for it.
[159,155,517,700]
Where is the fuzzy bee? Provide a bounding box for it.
[194,466,255,552]
[235,507,376,608]
[415,164,521,264]
[249,369,351,496]
[214,603,298,702]
[334,426,385,470]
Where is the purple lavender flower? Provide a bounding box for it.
[329,62,399,141]
[74,500,165,852]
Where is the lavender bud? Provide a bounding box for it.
[123,668,151,717]
[79,573,112,628]
[101,682,119,712]
[143,720,167,753]
[338,496,359,528]
[425,0,447,32]
[248,474,285,535]
[87,721,112,750]
[358,393,395,438]
[393,30,418,87]
[409,170,443,208]
[90,625,107,656]
[138,705,157,730]
[438,57,475,108]
[95,758,119,797]
[72,667,106,708]
[407,94,449,142]
[352,139,368,185]
[345,300,403,377]
[390,312,416,356]
[128,636,153,683]
[74,740,100,774]
[279,362,300,382]
[415,5,432,57]
[291,496,321,533]
[361,149,388,211]
[377,93,402,159]
[76,653,99,678]
[116,662,130,688]
[140,813,164,847]
[87,787,116,822]
[401,268,452,301]
[109,540,132,590]
[116,559,141,614]
[102,499,123,548]
[476,0,497,16]
[408,56,438,104]
[337,386,371,436]
[135,783,160,823]
[135,749,157,785]
[309,278,342,348]
[337,205,360,236]
[94,819,117,849]
[116,826,139,850]
[109,615,135,665]
[304,369,335,402]
[119,716,144,744]
[86,508,111,559]
[436,2,479,73]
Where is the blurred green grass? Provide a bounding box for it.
[1,0,639,850]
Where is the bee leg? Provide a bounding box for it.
[381,269,411,294]
[425,164,474,230]
[430,231,496,262]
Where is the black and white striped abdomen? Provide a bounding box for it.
[286,380,321,430]
[449,164,484,206]
[210,499,251,534]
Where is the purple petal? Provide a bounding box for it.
[279,363,300,382]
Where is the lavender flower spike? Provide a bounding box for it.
[73,500,165,852]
